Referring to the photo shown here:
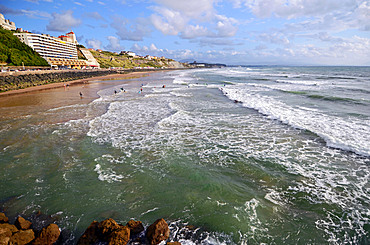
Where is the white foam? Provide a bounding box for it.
[140,207,159,216]
[275,79,324,86]
[221,87,370,156]
[94,164,124,183]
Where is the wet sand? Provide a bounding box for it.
[0,71,158,120]
[0,71,156,97]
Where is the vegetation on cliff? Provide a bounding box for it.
[89,50,185,69]
[0,28,49,67]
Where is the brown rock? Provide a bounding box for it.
[77,221,99,245]
[126,220,144,236]
[0,227,12,245]
[15,216,32,230]
[108,226,130,245]
[0,224,18,234]
[98,218,120,240]
[9,229,35,245]
[167,242,181,245]
[32,223,60,245]
[0,213,8,224]
[146,219,170,245]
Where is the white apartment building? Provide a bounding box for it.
[14,32,78,60]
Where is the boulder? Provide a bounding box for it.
[107,226,130,245]
[98,218,120,240]
[15,216,32,230]
[0,213,8,224]
[0,224,18,234]
[9,229,35,245]
[126,220,144,236]
[0,226,12,245]
[146,219,170,245]
[77,221,99,245]
[32,223,60,245]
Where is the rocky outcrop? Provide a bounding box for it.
[0,212,182,245]
[78,218,178,245]
[0,212,61,245]
[77,221,99,245]
[32,223,60,245]
[108,226,130,245]
[0,213,8,224]
[15,217,32,230]
[126,220,144,236]
[9,229,35,245]
[78,218,131,245]
[146,218,170,245]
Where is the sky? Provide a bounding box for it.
[1,0,370,65]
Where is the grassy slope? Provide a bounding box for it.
[0,28,49,66]
[89,50,173,69]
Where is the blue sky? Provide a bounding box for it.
[1,0,370,65]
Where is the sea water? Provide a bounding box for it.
[0,67,369,244]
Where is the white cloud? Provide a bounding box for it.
[46,10,81,32]
[111,16,152,41]
[149,43,159,51]
[74,2,84,6]
[86,39,102,49]
[259,32,290,45]
[105,36,124,51]
[150,4,239,39]
[153,0,217,19]
[317,32,344,43]
[180,25,210,39]
[352,1,370,31]
[248,33,370,65]
[214,15,238,37]
[150,7,187,35]
[83,11,105,20]
[239,0,358,19]
[21,9,51,19]
[131,43,163,54]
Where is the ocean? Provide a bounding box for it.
[0,66,369,244]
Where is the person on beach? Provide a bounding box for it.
[79,92,83,98]
[114,90,117,94]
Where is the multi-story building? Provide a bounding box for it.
[14,32,78,60]
[0,13,16,30]
[13,31,89,69]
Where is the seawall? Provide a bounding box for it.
[0,69,121,93]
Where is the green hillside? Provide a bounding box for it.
[0,27,49,66]
[89,50,185,69]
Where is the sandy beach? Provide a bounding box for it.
[0,70,159,121]
[0,71,157,97]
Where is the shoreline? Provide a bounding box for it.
[0,70,159,98]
